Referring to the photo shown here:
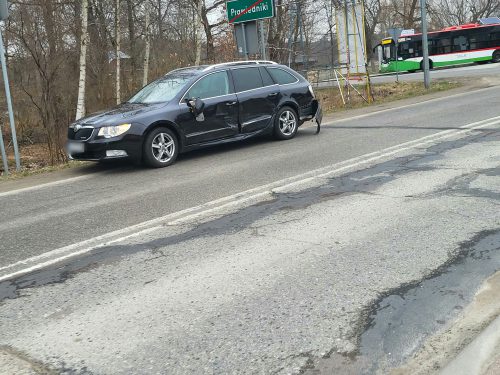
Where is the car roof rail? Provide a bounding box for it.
[202,60,278,71]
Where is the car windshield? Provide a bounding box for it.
[128,71,199,104]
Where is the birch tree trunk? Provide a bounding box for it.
[115,0,121,104]
[143,1,151,87]
[76,0,89,120]
[194,0,203,66]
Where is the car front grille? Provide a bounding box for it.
[68,126,94,141]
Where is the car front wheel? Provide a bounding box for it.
[143,127,179,168]
[274,106,298,140]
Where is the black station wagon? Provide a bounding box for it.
[66,61,322,168]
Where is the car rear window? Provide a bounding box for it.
[260,67,275,86]
[267,68,298,85]
[231,67,264,92]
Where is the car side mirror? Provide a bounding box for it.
[186,98,205,122]
[187,98,205,116]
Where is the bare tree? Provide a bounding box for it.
[115,0,121,104]
[143,0,151,86]
[76,0,89,120]
[194,0,203,65]
[430,0,500,28]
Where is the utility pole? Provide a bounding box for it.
[259,20,267,60]
[287,2,296,67]
[420,0,430,88]
[241,22,249,59]
[0,0,20,171]
[297,2,307,72]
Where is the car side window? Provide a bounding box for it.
[186,71,230,100]
[267,68,298,85]
[231,67,264,92]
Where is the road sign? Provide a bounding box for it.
[234,21,259,57]
[227,0,274,24]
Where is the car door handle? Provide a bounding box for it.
[268,93,279,97]
[226,101,237,106]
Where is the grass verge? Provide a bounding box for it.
[0,159,89,182]
[317,80,462,113]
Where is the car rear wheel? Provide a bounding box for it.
[143,127,179,168]
[274,106,298,140]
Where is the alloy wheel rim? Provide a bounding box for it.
[152,133,175,163]
[279,111,297,136]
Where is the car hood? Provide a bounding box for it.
[74,102,166,127]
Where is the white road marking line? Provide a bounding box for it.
[1,85,499,198]
[0,174,94,198]
[0,116,499,282]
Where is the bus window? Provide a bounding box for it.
[491,32,500,47]
[469,35,477,49]
[437,38,452,53]
[398,42,411,59]
[427,39,437,55]
[453,35,469,51]
[470,32,489,49]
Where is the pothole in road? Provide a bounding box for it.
[305,229,500,375]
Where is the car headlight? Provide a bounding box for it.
[98,124,131,138]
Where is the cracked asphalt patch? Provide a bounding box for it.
[0,130,499,374]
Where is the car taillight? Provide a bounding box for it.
[308,85,315,98]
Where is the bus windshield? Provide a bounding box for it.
[381,40,396,62]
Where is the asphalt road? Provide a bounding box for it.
[1,84,500,268]
[0,84,499,374]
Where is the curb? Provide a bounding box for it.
[440,315,500,375]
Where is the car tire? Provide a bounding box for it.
[143,127,179,168]
[273,106,299,140]
[493,50,500,63]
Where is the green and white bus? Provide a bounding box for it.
[376,22,500,73]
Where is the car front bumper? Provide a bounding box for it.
[312,100,323,124]
[66,125,145,162]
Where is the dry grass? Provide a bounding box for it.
[0,143,86,181]
[317,80,462,113]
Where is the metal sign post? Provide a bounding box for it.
[420,0,431,88]
[241,22,249,59]
[0,123,8,173]
[259,20,267,60]
[388,28,403,82]
[0,1,20,171]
